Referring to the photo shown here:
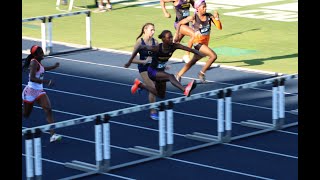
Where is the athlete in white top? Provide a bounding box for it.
[22,45,62,142]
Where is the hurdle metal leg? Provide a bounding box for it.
[128,103,167,157]
[63,116,108,178]
[240,79,285,130]
[185,90,225,142]
[25,130,34,180]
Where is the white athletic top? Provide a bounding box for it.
[27,59,44,90]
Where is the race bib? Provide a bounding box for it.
[182,10,190,17]
[157,62,167,69]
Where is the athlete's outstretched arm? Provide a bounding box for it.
[174,15,194,43]
[174,43,203,57]
[160,0,175,18]
[211,11,222,30]
[44,62,59,71]
[125,44,159,68]
[130,39,149,65]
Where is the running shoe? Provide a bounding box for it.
[198,72,206,83]
[184,79,197,97]
[62,0,68,5]
[150,112,159,120]
[50,134,62,143]
[106,4,112,10]
[131,78,141,94]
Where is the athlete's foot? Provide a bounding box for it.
[106,4,112,10]
[131,78,141,94]
[62,0,68,5]
[182,55,190,63]
[184,79,197,97]
[198,71,206,83]
[50,134,62,143]
[150,112,159,120]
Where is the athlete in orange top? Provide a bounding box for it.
[174,0,222,83]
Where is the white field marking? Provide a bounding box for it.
[21,154,135,180]
[210,0,283,6]
[40,55,297,96]
[22,37,283,76]
[165,157,275,180]
[224,9,297,22]
[118,0,281,7]
[262,2,298,12]
[154,4,240,10]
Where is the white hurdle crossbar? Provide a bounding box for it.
[22,10,91,56]
[22,74,298,179]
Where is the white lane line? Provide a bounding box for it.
[165,157,275,180]
[224,143,298,159]
[46,71,298,113]
[46,56,298,96]
[21,154,136,180]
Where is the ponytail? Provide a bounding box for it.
[22,54,33,71]
[136,23,155,40]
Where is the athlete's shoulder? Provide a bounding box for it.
[136,38,143,44]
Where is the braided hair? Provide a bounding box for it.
[22,45,44,71]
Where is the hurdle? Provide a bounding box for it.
[22,74,298,179]
[22,10,91,57]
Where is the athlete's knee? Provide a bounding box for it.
[209,53,217,62]
[169,74,175,80]
[43,107,53,114]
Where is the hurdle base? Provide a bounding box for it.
[240,120,275,129]
[166,144,173,156]
[222,130,232,143]
[185,132,222,142]
[128,146,161,157]
[65,160,98,172]
[102,159,110,171]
